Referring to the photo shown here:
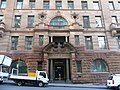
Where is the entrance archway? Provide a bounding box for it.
[49,59,71,82]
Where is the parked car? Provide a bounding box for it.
[107,74,120,90]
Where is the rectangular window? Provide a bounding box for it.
[95,16,102,27]
[29,0,35,9]
[28,15,34,27]
[74,35,80,45]
[98,36,106,49]
[112,16,117,23]
[85,36,93,49]
[83,16,90,28]
[11,36,19,50]
[39,35,44,46]
[25,36,33,50]
[81,1,88,10]
[0,0,6,9]
[0,15,3,21]
[118,2,120,9]
[37,61,42,71]
[93,1,99,10]
[56,1,62,9]
[14,15,21,27]
[16,0,23,9]
[117,36,120,49]
[43,1,49,9]
[109,1,115,10]
[76,61,82,73]
[68,1,74,9]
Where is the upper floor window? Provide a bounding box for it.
[83,16,90,28]
[25,36,33,50]
[85,36,93,49]
[43,1,49,9]
[11,36,19,50]
[39,35,44,46]
[98,36,106,49]
[74,35,80,45]
[0,0,6,9]
[68,1,74,9]
[81,1,88,10]
[118,2,120,9]
[29,0,35,9]
[116,36,120,49]
[93,1,100,10]
[16,0,23,9]
[56,1,62,9]
[91,59,108,72]
[49,17,68,26]
[109,1,115,10]
[14,15,21,28]
[0,15,3,21]
[28,15,34,27]
[95,16,102,27]
[111,16,118,23]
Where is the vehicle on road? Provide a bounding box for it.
[0,55,12,83]
[9,69,49,87]
[107,74,120,90]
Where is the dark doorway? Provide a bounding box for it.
[49,59,71,82]
[54,60,66,80]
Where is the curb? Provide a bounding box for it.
[48,83,107,89]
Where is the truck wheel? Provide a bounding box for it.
[38,82,44,87]
[17,81,22,86]
[0,81,3,84]
[117,85,120,90]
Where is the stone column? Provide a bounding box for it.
[50,59,53,82]
[66,36,68,42]
[51,36,53,42]
[66,59,70,83]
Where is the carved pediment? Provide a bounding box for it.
[43,42,76,54]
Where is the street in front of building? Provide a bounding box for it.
[0,80,109,90]
[0,84,108,90]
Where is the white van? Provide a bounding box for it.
[107,74,120,89]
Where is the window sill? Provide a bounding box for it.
[90,72,109,74]
[26,27,34,28]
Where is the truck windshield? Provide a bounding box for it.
[0,65,9,73]
[39,72,46,78]
[108,76,113,80]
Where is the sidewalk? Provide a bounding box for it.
[49,83,107,89]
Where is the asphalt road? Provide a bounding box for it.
[0,83,113,90]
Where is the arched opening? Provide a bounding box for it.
[91,58,108,72]
[10,60,27,75]
[49,16,68,26]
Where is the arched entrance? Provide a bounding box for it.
[48,58,71,82]
[43,42,76,83]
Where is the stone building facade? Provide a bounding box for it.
[0,0,120,83]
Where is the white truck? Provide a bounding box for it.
[107,74,120,90]
[0,55,12,83]
[9,69,49,87]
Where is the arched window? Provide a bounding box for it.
[10,60,27,75]
[91,59,108,72]
[49,17,68,26]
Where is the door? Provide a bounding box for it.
[54,59,66,80]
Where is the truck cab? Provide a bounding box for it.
[107,74,120,89]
